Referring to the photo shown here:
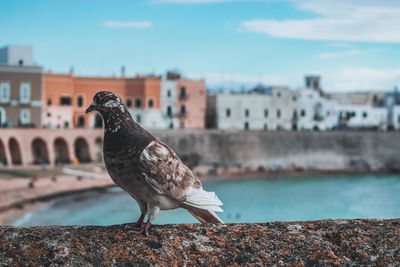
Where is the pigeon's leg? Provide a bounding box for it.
[123,200,147,230]
[131,205,159,236]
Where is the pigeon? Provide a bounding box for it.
[86,91,223,235]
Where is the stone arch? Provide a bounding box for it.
[9,138,22,165]
[54,137,70,164]
[74,137,91,163]
[95,137,103,162]
[0,139,7,165]
[32,137,50,164]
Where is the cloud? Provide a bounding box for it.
[101,21,153,29]
[318,49,363,59]
[240,0,400,43]
[324,68,400,92]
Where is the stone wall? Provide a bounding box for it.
[1,219,399,265]
[153,130,400,172]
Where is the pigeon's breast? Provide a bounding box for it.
[103,148,143,190]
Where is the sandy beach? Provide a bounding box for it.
[0,173,114,225]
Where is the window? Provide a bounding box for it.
[0,82,10,103]
[244,122,249,130]
[77,116,85,127]
[167,106,172,117]
[60,96,71,105]
[226,108,231,117]
[362,112,368,118]
[77,95,84,107]
[94,114,103,128]
[20,83,31,103]
[169,122,174,129]
[245,109,249,117]
[264,123,268,130]
[264,109,268,118]
[20,109,30,124]
[167,90,171,97]
[277,109,281,118]
[277,92,281,98]
[64,122,69,128]
[135,98,142,108]
[148,99,154,108]
[277,125,282,130]
[292,96,297,102]
[47,113,51,117]
[180,87,186,99]
[180,105,186,116]
[47,98,52,106]
[293,110,298,119]
[136,115,141,123]
[301,109,306,117]
[126,98,132,108]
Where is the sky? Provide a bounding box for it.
[2,0,400,92]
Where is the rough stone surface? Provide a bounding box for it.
[1,219,399,266]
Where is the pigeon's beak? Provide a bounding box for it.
[85,103,97,113]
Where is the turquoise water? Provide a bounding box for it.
[14,174,400,226]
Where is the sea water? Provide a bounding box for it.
[13,174,400,226]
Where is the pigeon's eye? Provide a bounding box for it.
[103,96,110,102]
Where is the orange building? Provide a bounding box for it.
[176,79,207,129]
[43,72,161,128]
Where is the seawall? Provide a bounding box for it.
[154,130,400,172]
[1,219,399,266]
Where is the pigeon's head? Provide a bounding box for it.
[86,91,126,114]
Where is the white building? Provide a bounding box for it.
[392,106,400,129]
[298,88,338,130]
[337,105,388,129]
[214,87,299,130]
[160,78,179,129]
[128,109,169,130]
[0,46,33,66]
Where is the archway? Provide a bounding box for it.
[0,139,7,165]
[54,137,70,163]
[74,137,91,163]
[32,138,50,164]
[9,138,22,165]
[95,137,103,162]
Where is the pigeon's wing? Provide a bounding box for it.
[138,140,202,201]
[139,140,224,222]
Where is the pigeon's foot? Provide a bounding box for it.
[129,221,151,236]
[122,214,145,230]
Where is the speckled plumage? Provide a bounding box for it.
[86,91,223,234]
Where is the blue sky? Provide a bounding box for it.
[2,0,400,92]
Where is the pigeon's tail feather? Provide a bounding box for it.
[185,205,224,224]
[183,188,224,224]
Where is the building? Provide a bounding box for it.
[161,74,179,129]
[0,64,43,128]
[159,72,207,129]
[0,46,33,66]
[297,76,338,130]
[392,106,400,130]
[210,86,299,130]
[43,72,169,129]
[176,78,207,129]
[337,105,388,129]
